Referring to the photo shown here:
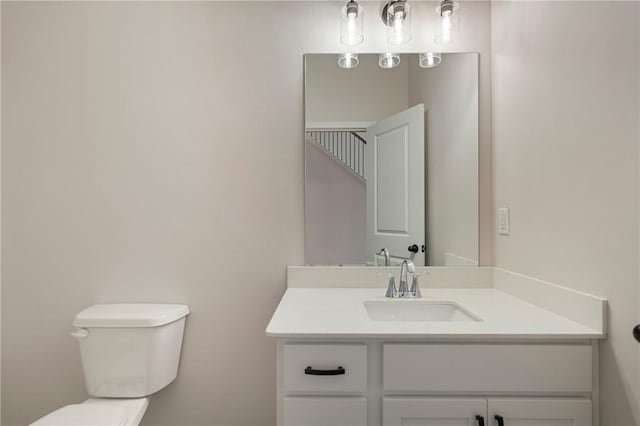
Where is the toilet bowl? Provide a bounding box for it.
[30,304,189,426]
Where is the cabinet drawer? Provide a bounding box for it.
[383,344,592,393]
[283,397,367,426]
[283,344,367,393]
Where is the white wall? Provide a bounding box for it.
[304,139,366,265]
[408,53,479,266]
[492,2,640,425]
[305,54,409,125]
[1,2,492,425]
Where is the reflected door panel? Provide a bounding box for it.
[366,104,424,265]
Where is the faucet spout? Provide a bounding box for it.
[398,259,415,296]
[377,248,391,266]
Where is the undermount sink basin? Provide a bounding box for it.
[364,300,480,322]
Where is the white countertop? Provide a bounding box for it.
[266,288,604,340]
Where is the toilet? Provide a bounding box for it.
[31,304,190,426]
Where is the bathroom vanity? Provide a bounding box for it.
[267,267,606,426]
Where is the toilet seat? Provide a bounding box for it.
[31,398,149,426]
[30,404,127,426]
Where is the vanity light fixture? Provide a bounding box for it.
[338,53,359,69]
[419,52,442,68]
[381,0,411,45]
[340,0,364,46]
[435,0,460,45]
[379,52,400,69]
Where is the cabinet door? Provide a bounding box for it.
[283,397,367,426]
[383,398,487,426]
[488,399,591,426]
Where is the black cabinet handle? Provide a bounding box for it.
[495,415,504,426]
[633,324,640,343]
[408,244,419,253]
[475,415,485,426]
[304,366,345,376]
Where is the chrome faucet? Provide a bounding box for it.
[377,248,391,266]
[398,259,415,296]
[376,247,391,266]
[385,259,421,298]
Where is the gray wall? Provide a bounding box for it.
[305,54,409,125]
[304,139,366,265]
[408,53,479,267]
[492,2,640,425]
[1,2,492,425]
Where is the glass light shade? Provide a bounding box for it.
[379,52,400,69]
[340,2,364,46]
[386,1,411,45]
[338,53,359,69]
[435,0,460,45]
[419,52,442,68]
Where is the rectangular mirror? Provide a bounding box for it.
[304,53,479,267]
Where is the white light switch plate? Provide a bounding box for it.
[498,207,510,235]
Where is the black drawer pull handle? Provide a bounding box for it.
[495,415,504,426]
[475,415,485,426]
[304,366,345,376]
[633,324,640,343]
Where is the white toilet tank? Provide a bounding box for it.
[72,304,190,398]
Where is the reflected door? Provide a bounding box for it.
[365,104,425,265]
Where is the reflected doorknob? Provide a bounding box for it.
[634,324,640,343]
[408,244,419,253]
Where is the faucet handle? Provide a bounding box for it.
[409,274,422,298]
[385,275,399,298]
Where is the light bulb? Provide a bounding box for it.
[440,0,454,17]
[393,14,403,43]
[386,1,411,45]
[338,53,359,69]
[341,1,364,46]
[419,52,442,68]
[435,0,459,45]
[379,52,400,69]
[442,15,452,43]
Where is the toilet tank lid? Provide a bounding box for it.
[73,304,190,328]
[31,404,127,426]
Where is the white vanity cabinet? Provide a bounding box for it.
[277,341,598,426]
